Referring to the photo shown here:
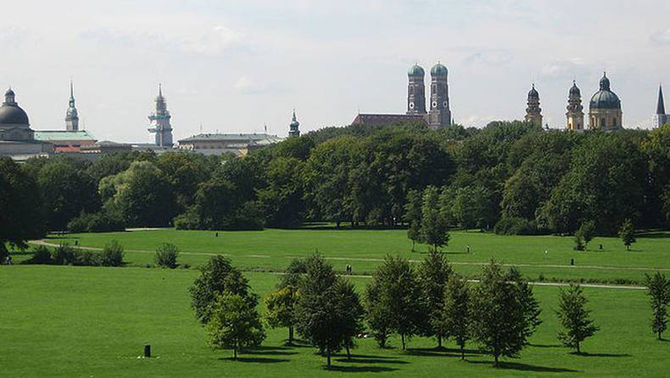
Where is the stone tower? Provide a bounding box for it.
[65,81,79,131]
[147,84,173,147]
[525,84,543,127]
[407,64,426,115]
[653,85,669,128]
[566,81,584,130]
[589,73,622,130]
[289,109,300,137]
[428,62,451,129]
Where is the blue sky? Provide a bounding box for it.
[1,0,669,142]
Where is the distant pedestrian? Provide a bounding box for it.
[215,232,219,238]
[5,255,12,265]
[466,245,470,254]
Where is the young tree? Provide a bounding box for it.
[443,274,470,360]
[190,256,257,324]
[334,279,364,359]
[404,189,423,251]
[265,287,299,345]
[154,242,179,268]
[556,284,598,354]
[645,272,670,340]
[506,267,542,338]
[294,255,345,368]
[573,220,596,251]
[206,294,266,360]
[619,219,636,251]
[470,260,537,366]
[416,251,453,348]
[364,280,392,348]
[367,256,422,350]
[421,186,449,251]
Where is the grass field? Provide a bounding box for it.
[37,228,670,284]
[1,265,669,377]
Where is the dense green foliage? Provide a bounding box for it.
[206,293,266,360]
[644,272,670,340]
[155,242,179,269]
[4,123,670,237]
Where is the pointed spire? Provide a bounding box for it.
[292,108,297,122]
[657,85,666,115]
[70,80,74,99]
[158,83,163,98]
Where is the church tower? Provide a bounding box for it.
[147,84,173,147]
[407,64,426,115]
[653,85,669,128]
[65,81,79,131]
[289,109,300,137]
[428,62,451,129]
[566,81,584,130]
[525,84,543,127]
[589,73,622,130]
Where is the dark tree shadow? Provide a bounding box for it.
[468,360,580,373]
[327,365,398,373]
[406,347,482,358]
[219,357,289,363]
[637,232,670,239]
[572,352,631,358]
[335,357,408,365]
[529,343,563,348]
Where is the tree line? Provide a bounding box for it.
[3,121,670,254]
[189,253,670,368]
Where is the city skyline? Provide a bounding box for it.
[1,0,669,142]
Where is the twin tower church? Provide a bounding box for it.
[525,73,623,131]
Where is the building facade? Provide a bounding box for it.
[178,133,283,156]
[589,73,622,130]
[353,62,452,129]
[147,85,174,147]
[566,81,584,130]
[525,84,543,127]
[0,88,53,157]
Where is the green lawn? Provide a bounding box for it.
[39,228,670,284]
[1,265,668,377]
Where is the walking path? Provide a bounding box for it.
[29,240,650,291]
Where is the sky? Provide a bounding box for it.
[1,0,670,142]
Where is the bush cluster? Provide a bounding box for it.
[155,243,179,269]
[25,241,125,267]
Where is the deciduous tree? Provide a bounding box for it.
[556,284,598,354]
[207,294,265,360]
[645,272,670,340]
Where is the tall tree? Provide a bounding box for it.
[404,189,424,251]
[190,256,257,324]
[556,284,598,354]
[470,260,537,366]
[367,255,422,350]
[645,272,670,340]
[506,267,542,338]
[207,294,266,360]
[619,218,636,251]
[0,157,46,259]
[257,157,306,228]
[443,274,470,360]
[416,251,453,347]
[334,279,364,359]
[265,287,299,345]
[294,255,345,368]
[421,186,449,251]
[364,280,392,348]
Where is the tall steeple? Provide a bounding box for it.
[525,84,543,127]
[427,62,451,129]
[65,81,79,131]
[147,84,173,147]
[566,81,584,130]
[407,64,426,115]
[289,109,300,137]
[657,85,666,115]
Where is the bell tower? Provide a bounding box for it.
[428,62,451,129]
[525,84,543,127]
[566,81,584,130]
[147,84,173,147]
[65,81,79,131]
[289,109,300,137]
[407,64,426,115]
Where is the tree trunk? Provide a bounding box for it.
[411,240,415,252]
[494,353,499,367]
[327,347,331,368]
[288,326,294,345]
[437,335,442,348]
[460,344,465,360]
[346,344,351,360]
[234,347,238,360]
[401,333,406,350]
[577,342,581,354]
[659,331,662,340]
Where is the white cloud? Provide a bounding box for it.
[651,28,670,45]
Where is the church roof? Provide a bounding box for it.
[178,133,283,145]
[431,63,448,77]
[0,89,29,126]
[657,86,666,115]
[408,64,425,77]
[590,73,621,110]
[34,130,96,142]
[351,113,427,126]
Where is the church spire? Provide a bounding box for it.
[289,109,300,137]
[657,85,666,115]
[65,81,79,131]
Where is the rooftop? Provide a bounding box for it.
[34,130,96,141]
[178,133,284,145]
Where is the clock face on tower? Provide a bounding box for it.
[443,101,448,108]
[409,102,415,109]
[432,101,437,109]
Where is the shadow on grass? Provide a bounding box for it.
[571,352,631,358]
[406,347,482,358]
[468,360,580,373]
[637,232,670,239]
[327,365,398,373]
[335,357,408,365]
[219,356,290,363]
[529,343,563,348]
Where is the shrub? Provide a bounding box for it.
[100,240,125,267]
[28,245,53,264]
[67,211,125,233]
[51,244,78,265]
[74,250,100,266]
[155,242,179,269]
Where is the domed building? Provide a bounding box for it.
[566,81,584,130]
[289,110,300,137]
[589,73,622,130]
[0,88,34,141]
[525,84,543,127]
